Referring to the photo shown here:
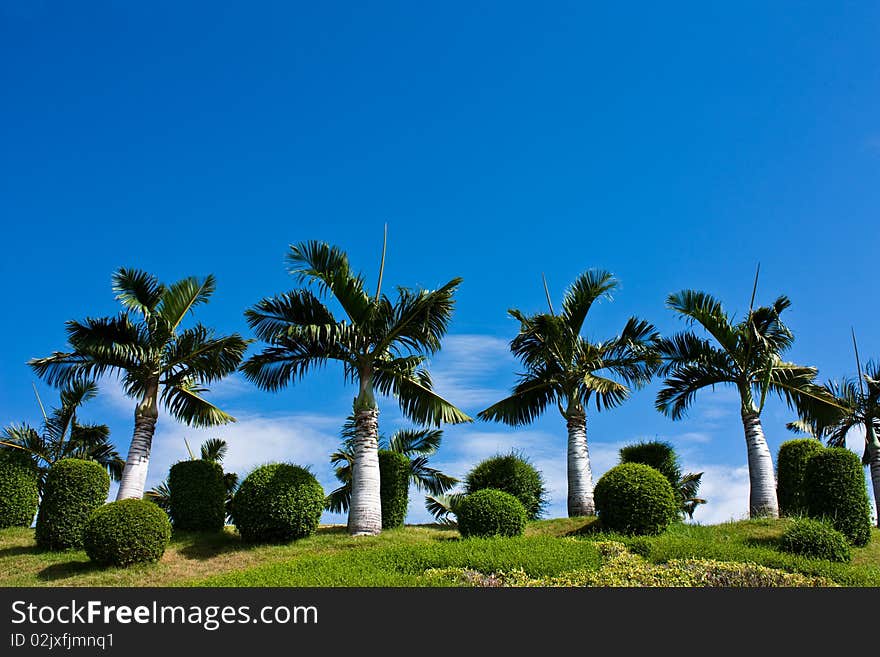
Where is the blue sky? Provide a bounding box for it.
[1,3,878,523]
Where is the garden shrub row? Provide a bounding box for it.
[0,449,39,529]
[777,440,872,547]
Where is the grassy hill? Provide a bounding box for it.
[1,518,879,587]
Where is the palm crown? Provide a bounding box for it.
[479,270,660,424]
[656,291,824,418]
[789,361,880,458]
[29,268,249,426]
[242,241,471,425]
[1,381,123,493]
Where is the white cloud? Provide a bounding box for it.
[428,334,515,410]
[144,412,340,492]
[685,463,751,524]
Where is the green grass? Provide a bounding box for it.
[1,517,879,587]
[602,519,880,586]
[197,531,601,586]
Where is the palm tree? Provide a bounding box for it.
[325,417,458,513]
[29,268,249,501]
[478,270,660,517]
[242,239,471,535]
[656,289,827,518]
[1,381,123,494]
[788,360,880,527]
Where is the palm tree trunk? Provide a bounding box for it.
[868,446,880,529]
[566,411,594,517]
[116,391,158,501]
[116,414,157,500]
[348,406,382,536]
[741,410,779,518]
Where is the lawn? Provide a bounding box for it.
[1,518,878,587]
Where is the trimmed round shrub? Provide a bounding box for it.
[0,449,39,528]
[777,439,825,517]
[779,518,852,563]
[168,459,226,531]
[379,450,410,529]
[456,489,527,538]
[594,463,678,535]
[84,499,171,567]
[804,447,872,546]
[231,463,324,543]
[36,459,109,550]
[464,452,547,520]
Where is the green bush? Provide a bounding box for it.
[231,463,324,543]
[379,450,410,529]
[777,439,825,517]
[779,518,852,563]
[804,448,872,546]
[456,489,527,539]
[619,441,680,483]
[35,459,109,550]
[0,450,39,529]
[168,459,226,532]
[618,440,705,518]
[84,499,172,567]
[594,463,678,535]
[464,452,547,520]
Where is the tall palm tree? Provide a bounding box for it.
[656,289,826,518]
[1,381,123,494]
[29,268,249,501]
[242,240,471,536]
[478,270,660,517]
[325,418,458,514]
[788,361,880,527]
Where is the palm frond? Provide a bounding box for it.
[145,480,171,512]
[161,381,235,427]
[388,427,444,456]
[286,241,371,324]
[374,367,472,426]
[325,484,353,513]
[245,290,337,343]
[200,437,228,463]
[163,327,249,384]
[159,274,216,331]
[408,456,458,495]
[667,290,739,355]
[373,278,462,356]
[656,363,734,420]
[560,269,617,334]
[112,268,165,316]
[582,373,630,411]
[425,492,466,525]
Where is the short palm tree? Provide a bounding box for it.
[656,290,827,518]
[1,381,123,494]
[788,360,880,527]
[478,270,660,517]
[29,268,249,501]
[242,240,471,535]
[325,418,458,514]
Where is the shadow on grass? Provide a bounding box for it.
[173,531,246,561]
[565,517,602,537]
[0,544,42,559]
[37,560,101,581]
[745,536,781,550]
